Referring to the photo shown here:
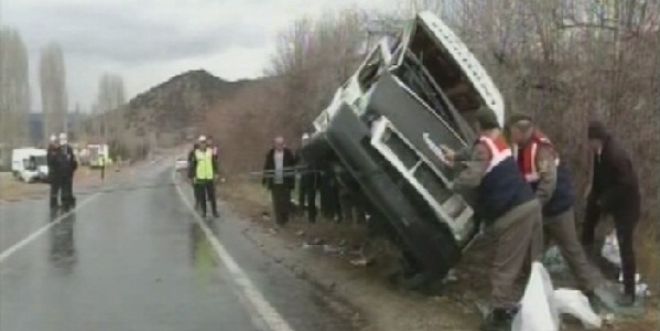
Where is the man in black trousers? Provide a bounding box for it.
[188,136,219,218]
[582,121,641,306]
[47,133,77,210]
[263,136,296,226]
[297,133,320,223]
[187,142,200,209]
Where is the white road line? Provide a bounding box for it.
[172,170,295,331]
[0,193,101,264]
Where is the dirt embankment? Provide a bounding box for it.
[218,179,659,331]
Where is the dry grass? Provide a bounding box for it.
[0,173,49,201]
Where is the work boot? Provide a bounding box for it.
[481,308,514,331]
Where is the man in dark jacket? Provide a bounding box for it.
[582,121,641,306]
[187,142,200,209]
[47,133,77,210]
[508,115,600,297]
[297,133,321,223]
[188,136,219,218]
[47,135,61,208]
[263,136,296,226]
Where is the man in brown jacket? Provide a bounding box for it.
[583,121,641,306]
[508,114,600,298]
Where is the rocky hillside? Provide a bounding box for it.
[123,69,253,135]
[82,69,260,160]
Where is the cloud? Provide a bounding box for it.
[10,0,270,64]
[2,0,399,110]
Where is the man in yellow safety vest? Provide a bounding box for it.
[188,135,219,218]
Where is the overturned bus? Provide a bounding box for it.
[302,11,505,283]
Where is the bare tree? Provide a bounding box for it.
[94,73,126,142]
[267,9,367,133]
[39,43,68,139]
[96,73,125,113]
[0,27,30,148]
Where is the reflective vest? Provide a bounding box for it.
[477,135,535,222]
[195,149,214,181]
[515,130,575,217]
[516,130,557,183]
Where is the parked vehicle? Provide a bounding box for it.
[87,144,109,168]
[11,148,49,183]
[302,11,505,283]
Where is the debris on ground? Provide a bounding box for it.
[543,245,568,274]
[513,263,603,331]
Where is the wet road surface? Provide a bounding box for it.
[0,160,355,331]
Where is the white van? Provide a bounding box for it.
[11,148,49,183]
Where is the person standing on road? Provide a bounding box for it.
[263,136,296,226]
[187,142,200,210]
[432,109,543,331]
[47,134,62,208]
[59,133,77,209]
[507,114,600,298]
[582,121,641,306]
[189,136,219,218]
[47,133,77,209]
[297,133,320,223]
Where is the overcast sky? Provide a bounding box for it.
[1,0,400,112]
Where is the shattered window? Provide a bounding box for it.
[357,47,384,92]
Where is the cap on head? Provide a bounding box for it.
[475,108,500,130]
[49,134,57,143]
[58,133,68,144]
[198,135,207,143]
[301,133,310,141]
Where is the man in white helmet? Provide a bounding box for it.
[47,134,61,208]
[188,135,219,218]
[47,133,77,209]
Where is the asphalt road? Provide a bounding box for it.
[0,159,355,331]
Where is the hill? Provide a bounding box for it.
[124,69,254,134]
